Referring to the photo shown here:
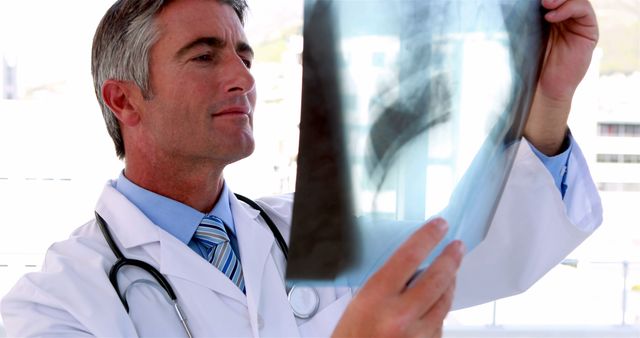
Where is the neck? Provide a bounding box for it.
[124,154,226,214]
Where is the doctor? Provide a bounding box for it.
[2,0,601,337]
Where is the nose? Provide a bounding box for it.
[223,54,255,95]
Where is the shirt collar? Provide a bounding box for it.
[210,183,236,233]
[113,172,236,245]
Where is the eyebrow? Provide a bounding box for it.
[175,37,254,60]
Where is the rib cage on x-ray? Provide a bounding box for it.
[288,0,549,285]
[366,3,453,194]
[366,1,544,203]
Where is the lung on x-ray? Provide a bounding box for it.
[287,0,549,286]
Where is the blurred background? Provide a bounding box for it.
[0,1,639,336]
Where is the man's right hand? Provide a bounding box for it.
[332,218,465,338]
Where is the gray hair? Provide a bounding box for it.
[91,0,249,159]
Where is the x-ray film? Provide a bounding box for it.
[287,0,549,286]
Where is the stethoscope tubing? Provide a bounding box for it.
[95,194,289,313]
[96,212,179,312]
[94,194,318,337]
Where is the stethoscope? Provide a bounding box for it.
[95,193,319,338]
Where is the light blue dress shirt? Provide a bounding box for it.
[114,134,572,260]
[114,174,241,260]
[529,133,573,197]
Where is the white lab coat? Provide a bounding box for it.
[1,140,602,337]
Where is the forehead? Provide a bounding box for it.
[155,0,247,45]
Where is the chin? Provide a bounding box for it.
[225,138,255,164]
[239,142,255,159]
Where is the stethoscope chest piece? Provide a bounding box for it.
[287,285,320,319]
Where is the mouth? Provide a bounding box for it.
[213,105,251,117]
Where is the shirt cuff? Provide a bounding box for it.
[528,133,574,198]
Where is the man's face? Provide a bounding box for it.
[138,0,256,166]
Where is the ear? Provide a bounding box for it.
[102,80,143,127]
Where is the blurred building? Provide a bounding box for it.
[592,73,640,192]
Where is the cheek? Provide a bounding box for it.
[248,87,257,108]
[249,90,257,125]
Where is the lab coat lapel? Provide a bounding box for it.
[231,194,279,335]
[158,230,247,305]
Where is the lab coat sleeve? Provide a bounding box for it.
[451,138,602,310]
[1,224,137,337]
[1,273,94,337]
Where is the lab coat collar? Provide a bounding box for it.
[95,182,248,305]
[96,182,161,249]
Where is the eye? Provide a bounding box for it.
[242,58,252,69]
[192,54,214,62]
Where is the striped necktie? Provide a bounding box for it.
[195,215,245,293]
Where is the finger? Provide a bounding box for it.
[540,0,568,11]
[422,283,455,323]
[401,240,464,317]
[365,218,449,295]
[405,284,454,338]
[543,0,597,28]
